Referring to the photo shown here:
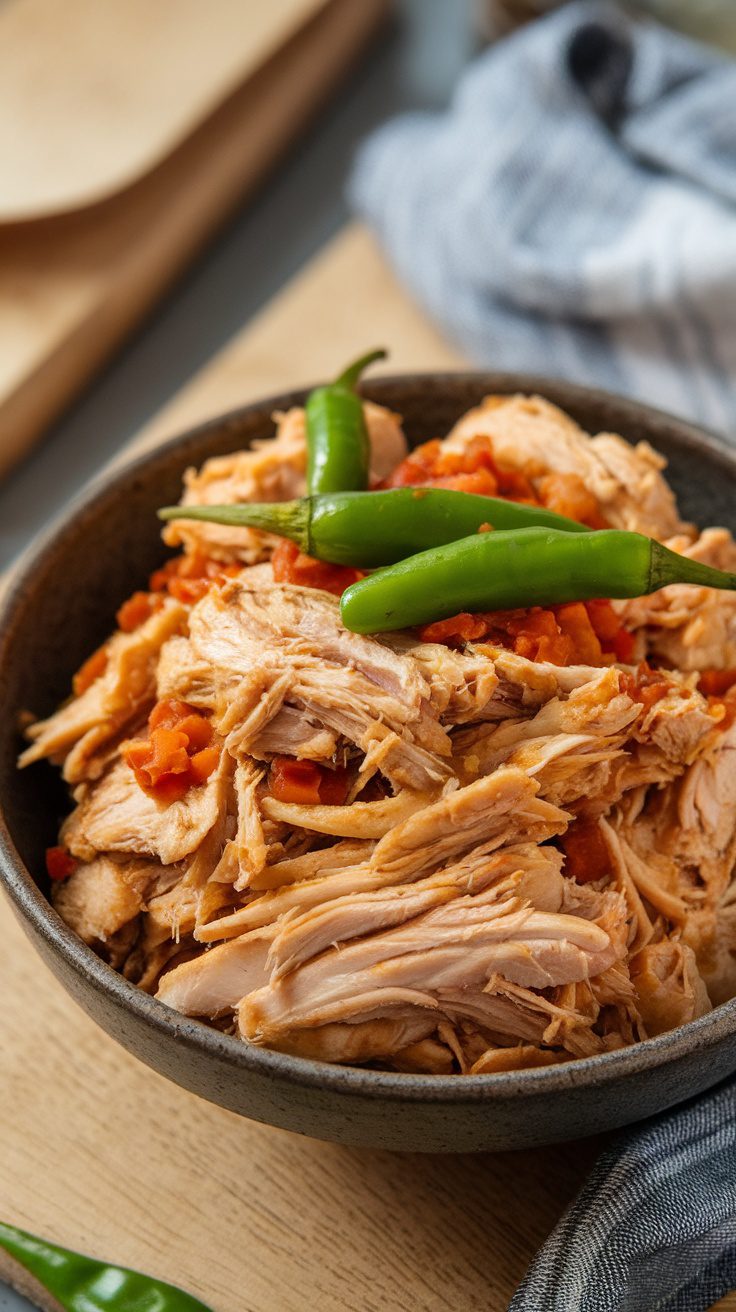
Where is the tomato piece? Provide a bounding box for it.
[560,820,612,884]
[46,846,77,881]
[271,540,363,598]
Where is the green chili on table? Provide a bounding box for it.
[158,487,589,567]
[0,1220,213,1312]
[304,348,386,494]
[339,526,736,634]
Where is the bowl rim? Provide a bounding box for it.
[2,368,736,1106]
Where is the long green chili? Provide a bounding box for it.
[0,1220,213,1311]
[339,526,736,634]
[305,349,387,494]
[158,487,589,567]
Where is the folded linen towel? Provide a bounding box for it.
[350,0,736,434]
[509,1073,736,1311]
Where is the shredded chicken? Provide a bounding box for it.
[24,389,736,1074]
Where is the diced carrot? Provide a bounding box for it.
[418,612,491,645]
[123,700,218,801]
[45,846,77,881]
[149,552,241,600]
[270,757,323,805]
[537,472,607,528]
[188,746,220,785]
[698,669,736,698]
[556,602,604,666]
[176,714,213,752]
[116,591,163,632]
[269,756,349,806]
[72,643,109,696]
[560,820,612,884]
[271,539,364,597]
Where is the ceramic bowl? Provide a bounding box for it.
[2,373,735,1153]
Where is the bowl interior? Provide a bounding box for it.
[1,372,735,1084]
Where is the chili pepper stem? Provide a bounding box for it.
[335,348,387,390]
[158,500,310,551]
[649,539,736,592]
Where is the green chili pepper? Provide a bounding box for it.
[158,487,589,568]
[305,348,387,494]
[339,526,736,634]
[0,1220,213,1311]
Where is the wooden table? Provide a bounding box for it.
[2,225,733,1312]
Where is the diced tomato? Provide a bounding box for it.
[122,700,218,802]
[560,820,612,884]
[269,756,349,806]
[72,643,109,696]
[271,539,363,598]
[46,846,77,881]
[620,664,673,712]
[380,439,444,488]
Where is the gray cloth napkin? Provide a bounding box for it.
[349,0,736,434]
[509,1075,736,1312]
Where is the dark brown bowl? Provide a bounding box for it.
[2,373,736,1153]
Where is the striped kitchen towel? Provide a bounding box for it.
[509,1073,736,1312]
[349,0,736,435]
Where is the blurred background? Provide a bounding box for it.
[1,0,735,570]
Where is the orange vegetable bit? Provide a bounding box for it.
[383,434,573,509]
[271,539,364,598]
[123,699,217,802]
[149,551,241,603]
[269,756,350,806]
[560,819,613,885]
[419,598,634,669]
[620,664,676,712]
[418,612,492,645]
[46,846,77,881]
[698,668,736,698]
[116,590,164,633]
[697,669,736,729]
[72,642,109,696]
[536,472,607,529]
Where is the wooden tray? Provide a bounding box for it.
[2,224,733,1312]
[0,0,388,478]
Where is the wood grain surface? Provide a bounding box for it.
[0,0,388,477]
[2,223,734,1311]
[0,0,335,220]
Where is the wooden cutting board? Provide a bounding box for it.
[2,224,733,1312]
[0,0,388,479]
